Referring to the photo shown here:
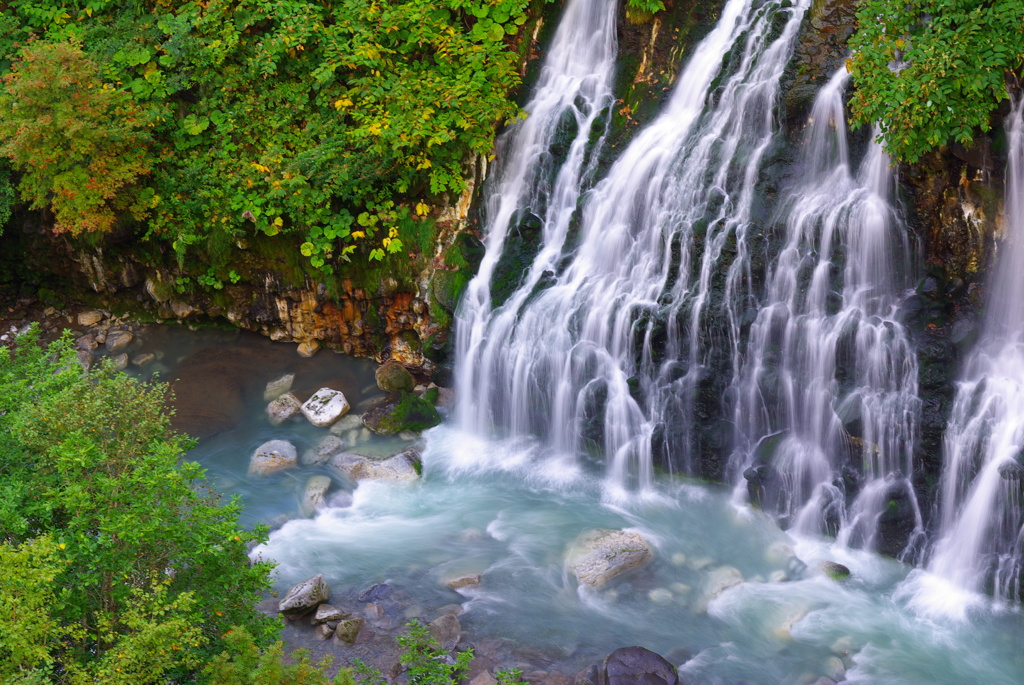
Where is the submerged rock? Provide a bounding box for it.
[105,329,134,352]
[817,561,851,581]
[279,573,330,619]
[303,434,347,465]
[301,387,351,427]
[602,647,678,685]
[362,391,441,435]
[428,613,462,651]
[376,361,416,393]
[267,392,302,426]
[330,449,421,482]
[568,529,653,588]
[249,439,298,475]
[695,566,744,612]
[264,373,295,401]
[300,475,332,517]
[333,617,365,644]
[329,413,365,436]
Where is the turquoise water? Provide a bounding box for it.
[129,326,1024,684]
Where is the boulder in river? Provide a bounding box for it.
[303,434,347,465]
[428,613,462,651]
[376,361,416,393]
[333,617,365,645]
[279,573,330,619]
[816,561,851,581]
[312,603,349,625]
[105,329,134,352]
[602,646,678,685]
[267,392,302,426]
[301,387,351,427]
[249,439,298,475]
[362,391,441,435]
[330,449,421,482]
[264,373,295,401]
[568,529,653,588]
[300,475,332,517]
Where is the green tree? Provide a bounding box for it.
[0,330,277,682]
[0,41,153,234]
[848,0,1024,163]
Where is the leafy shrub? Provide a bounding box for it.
[848,0,1024,163]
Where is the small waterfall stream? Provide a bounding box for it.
[732,68,923,560]
[918,98,1024,608]
[458,0,811,500]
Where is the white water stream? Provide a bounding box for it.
[902,98,1024,616]
[731,68,923,560]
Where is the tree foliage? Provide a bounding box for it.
[0,330,277,682]
[0,0,544,275]
[848,0,1024,163]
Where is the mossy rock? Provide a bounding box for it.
[817,561,851,581]
[362,391,442,435]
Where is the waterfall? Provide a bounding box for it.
[731,68,923,559]
[455,0,618,434]
[456,0,810,501]
[926,98,1024,602]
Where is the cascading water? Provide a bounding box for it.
[920,98,1024,606]
[457,0,811,500]
[731,68,923,560]
[455,0,618,438]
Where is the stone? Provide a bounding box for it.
[249,440,298,475]
[312,603,349,624]
[428,613,461,651]
[131,352,156,367]
[823,656,845,681]
[301,387,351,427]
[333,617,365,645]
[445,573,482,590]
[817,561,851,581]
[362,391,442,435]
[78,310,103,327]
[375,361,416,393]
[303,435,347,466]
[329,414,365,436]
[648,588,674,604]
[358,583,393,602]
[568,529,653,588]
[331,450,421,482]
[469,672,498,685]
[263,373,296,401]
[314,623,334,641]
[602,647,677,685]
[279,573,330,618]
[111,353,129,371]
[76,334,98,351]
[300,475,332,517]
[574,664,600,685]
[267,392,302,426]
[105,329,134,352]
[297,340,320,358]
[170,301,197,319]
[695,566,744,612]
[75,350,93,371]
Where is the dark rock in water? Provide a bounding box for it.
[876,479,919,558]
[743,433,788,517]
[602,646,678,685]
[817,561,851,581]
[376,361,416,393]
[574,664,600,685]
[428,613,462,651]
[358,583,393,602]
[362,391,441,435]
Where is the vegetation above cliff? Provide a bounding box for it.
[0,0,545,275]
[848,0,1024,163]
